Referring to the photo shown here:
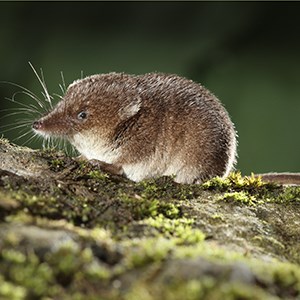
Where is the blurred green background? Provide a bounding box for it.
[0,2,299,175]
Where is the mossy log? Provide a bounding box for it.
[0,138,300,300]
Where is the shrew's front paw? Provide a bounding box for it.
[89,159,124,176]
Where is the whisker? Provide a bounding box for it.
[22,134,36,146]
[0,107,36,114]
[61,139,66,152]
[0,110,36,120]
[40,69,54,109]
[66,140,75,157]
[53,93,64,100]
[15,124,31,134]
[1,67,71,151]
[49,136,55,149]
[0,81,42,106]
[0,118,31,126]
[54,138,59,151]
[0,120,32,130]
[6,94,41,114]
[28,62,52,109]
[41,91,54,108]
[45,137,51,147]
[64,140,68,155]
[58,85,65,95]
[3,118,31,125]
[18,126,33,138]
[42,136,52,149]
[19,131,39,146]
[14,129,33,141]
[7,95,39,113]
[60,71,67,93]
[20,91,46,110]
[0,123,31,134]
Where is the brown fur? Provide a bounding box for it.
[33,72,237,184]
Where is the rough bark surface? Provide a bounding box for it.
[0,138,300,300]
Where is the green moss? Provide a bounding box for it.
[254,260,300,299]
[275,186,300,203]
[202,176,231,191]
[50,158,66,170]
[0,238,113,299]
[1,249,58,299]
[136,176,201,202]
[87,170,110,181]
[202,172,300,206]
[2,142,300,299]
[0,276,27,300]
[174,244,300,298]
[205,282,277,300]
[11,190,66,220]
[124,278,222,300]
[119,192,181,221]
[4,186,114,228]
[119,194,160,218]
[144,214,205,245]
[123,237,174,269]
[84,261,111,281]
[46,241,93,286]
[210,213,225,221]
[217,191,262,206]
[120,241,300,300]
[1,222,300,299]
[202,172,278,194]
[160,280,276,300]
[1,249,26,264]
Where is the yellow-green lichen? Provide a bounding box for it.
[217,191,263,206]
[202,172,278,194]
[144,214,205,245]
[202,172,300,206]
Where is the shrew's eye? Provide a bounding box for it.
[77,111,87,120]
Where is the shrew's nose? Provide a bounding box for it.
[32,120,43,130]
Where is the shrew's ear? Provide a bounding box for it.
[118,98,141,120]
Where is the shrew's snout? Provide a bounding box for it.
[32,120,43,130]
